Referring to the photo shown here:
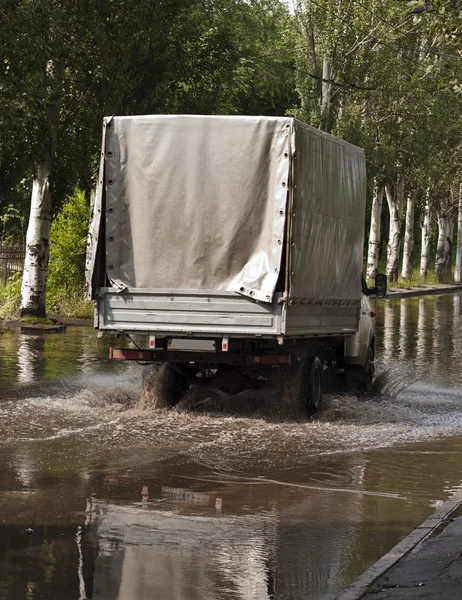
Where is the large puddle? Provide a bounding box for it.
[1,293,462,599]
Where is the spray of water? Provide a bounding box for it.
[372,367,410,397]
[138,364,167,410]
[135,362,414,424]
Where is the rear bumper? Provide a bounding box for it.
[109,347,291,365]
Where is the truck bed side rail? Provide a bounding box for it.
[96,289,284,337]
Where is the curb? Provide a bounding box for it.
[386,285,462,299]
[336,488,462,600]
[20,325,66,334]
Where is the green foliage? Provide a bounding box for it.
[368,268,454,290]
[1,0,297,213]
[409,1,462,46]
[0,204,25,243]
[293,0,462,281]
[1,0,461,294]
[0,272,22,319]
[46,190,90,315]
[49,291,94,319]
[20,315,56,325]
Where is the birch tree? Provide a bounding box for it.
[20,61,62,317]
[444,217,454,273]
[401,193,415,280]
[385,176,404,283]
[435,204,449,280]
[366,184,384,280]
[420,199,431,279]
[455,185,462,284]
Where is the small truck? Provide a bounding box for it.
[86,115,386,412]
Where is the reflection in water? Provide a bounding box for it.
[77,526,87,600]
[0,326,131,400]
[80,462,364,600]
[17,335,45,384]
[432,296,442,374]
[416,297,426,364]
[399,299,408,361]
[375,293,462,387]
[381,301,395,364]
[452,294,461,361]
[70,451,370,600]
[83,504,277,599]
[0,432,457,600]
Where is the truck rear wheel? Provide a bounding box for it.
[306,357,323,413]
[363,348,374,395]
[344,347,374,395]
[285,355,323,415]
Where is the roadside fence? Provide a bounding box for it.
[0,243,25,284]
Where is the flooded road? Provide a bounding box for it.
[1,293,462,600]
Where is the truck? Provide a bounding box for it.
[86,115,386,413]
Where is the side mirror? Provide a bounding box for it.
[375,273,387,298]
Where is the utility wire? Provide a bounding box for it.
[247,52,377,90]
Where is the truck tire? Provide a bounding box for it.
[362,348,374,395]
[306,356,323,413]
[286,355,323,415]
[344,346,374,395]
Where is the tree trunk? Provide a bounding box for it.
[420,200,431,279]
[385,175,404,283]
[320,55,333,132]
[444,217,454,273]
[20,61,61,317]
[455,186,462,283]
[435,212,448,280]
[366,184,384,280]
[401,194,415,279]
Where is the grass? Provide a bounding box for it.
[0,274,94,321]
[0,295,21,321]
[47,291,94,320]
[382,268,455,290]
[366,251,456,289]
[19,315,59,326]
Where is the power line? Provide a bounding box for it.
[252,55,377,91]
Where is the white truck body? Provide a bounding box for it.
[86,115,367,343]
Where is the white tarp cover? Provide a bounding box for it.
[290,121,366,306]
[102,115,291,302]
[85,123,107,300]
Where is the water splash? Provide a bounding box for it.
[372,366,410,397]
